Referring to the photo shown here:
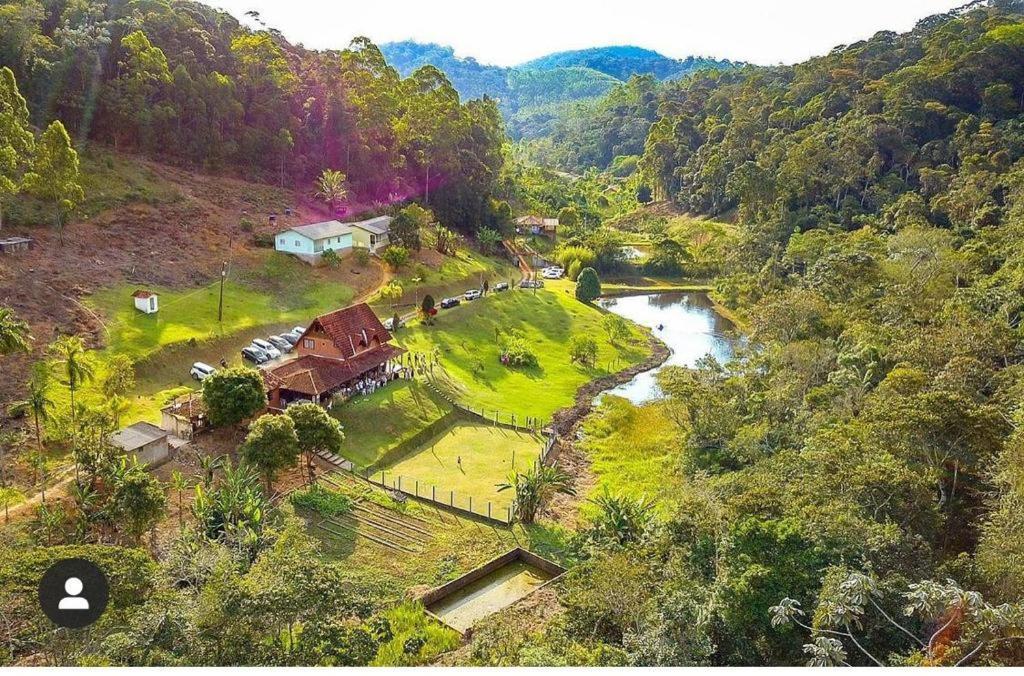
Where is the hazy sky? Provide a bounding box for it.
[205,0,965,66]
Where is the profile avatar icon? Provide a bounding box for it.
[38,558,108,628]
[58,577,89,610]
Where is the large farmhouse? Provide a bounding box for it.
[264,303,405,409]
[275,216,392,262]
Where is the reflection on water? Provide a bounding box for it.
[597,292,736,404]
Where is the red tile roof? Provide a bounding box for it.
[303,303,392,359]
[265,344,404,397]
[132,290,156,299]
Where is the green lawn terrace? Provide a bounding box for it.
[393,281,651,422]
[377,420,543,517]
[77,268,355,424]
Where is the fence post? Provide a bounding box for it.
[507,506,511,523]
[415,480,419,497]
[469,496,473,513]
[488,502,492,519]
[397,476,402,491]
[432,485,436,501]
[450,490,454,506]
[380,471,384,485]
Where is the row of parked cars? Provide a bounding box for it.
[190,326,308,380]
[242,326,307,365]
[439,281,511,309]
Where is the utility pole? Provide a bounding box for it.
[218,261,227,323]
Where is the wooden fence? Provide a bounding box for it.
[355,465,515,525]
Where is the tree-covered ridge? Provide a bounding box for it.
[0,0,506,230]
[379,41,735,142]
[521,45,735,82]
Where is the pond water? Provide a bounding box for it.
[427,560,553,632]
[597,292,737,404]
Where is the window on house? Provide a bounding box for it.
[295,240,300,247]
[303,339,314,349]
[279,238,285,245]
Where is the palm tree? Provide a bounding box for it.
[28,450,47,503]
[48,335,95,454]
[0,306,31,355]
[497,464,575,524]
[170,469,191,531]
[314,169,348,216]
[24,365,54,446]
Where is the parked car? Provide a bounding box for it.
[268,335,293,353]
[541,266,564,279]
[280,331,300,346]
[464,289,482,301]
[292,326,306,335]
[519,279,544,289]
[383,316,403,331]
[241,346,269,364]
[440,297,461,309]
[494,282,510,292]
[190,362,216,381]
[251,338,281,360]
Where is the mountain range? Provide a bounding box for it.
[379,42,737,139]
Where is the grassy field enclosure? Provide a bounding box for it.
[395,284,650,421]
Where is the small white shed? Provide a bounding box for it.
[109,421,171,468]
[133,290,159,314]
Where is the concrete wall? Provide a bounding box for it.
[131,437,170,467]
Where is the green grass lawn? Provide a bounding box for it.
[64,262,356,425]
[393,282,650,422]
[379,421,543,515]
[578,395,683,518]
[332,380,453,468]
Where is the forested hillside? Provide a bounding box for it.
[521,45,732,81]
[0,0,506,230]
[380,41,733,141]
[459,0,1024,666]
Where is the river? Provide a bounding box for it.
[597,292,737,404]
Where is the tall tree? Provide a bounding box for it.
[240,413,300,494]
[47,335,94,455]
[22,121,83,245]
[285,402,345,485]
[0,66,33,231]
[201,367,268,428]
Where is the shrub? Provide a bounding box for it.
[353,247,371,267]
[253,232,275,248]
[321,248,341,267]
[381,245,411,270]
[575,267,602,302]
[567,259,582,281]
[569,334,598,366]
[499,331,538,368]
[289,484,352,517]
[239,217,255,232]
[372,603,460,666]
[555,245,596,270]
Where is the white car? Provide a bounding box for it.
[541,266,564,279]
[251,338,281,360]
[383,316,403,331]
[464,289,482,301]
[190,362,216,381]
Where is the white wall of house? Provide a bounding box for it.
[275,231,353,256]
[134,295,158,314]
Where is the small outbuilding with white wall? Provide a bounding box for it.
[133,290,159,314]
[109,421,171,467]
